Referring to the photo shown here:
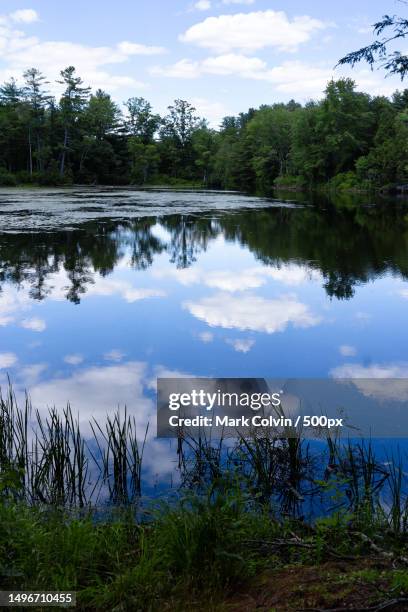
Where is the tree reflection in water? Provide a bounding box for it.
[1,199,408,303]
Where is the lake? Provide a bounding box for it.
[1,187,408,493]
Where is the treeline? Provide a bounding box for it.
[1,66,408,190]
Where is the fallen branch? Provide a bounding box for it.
[243,538,356,560]
[352,532,408,565]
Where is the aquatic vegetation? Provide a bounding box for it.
[2,388,408,609]
[0,388,147,506]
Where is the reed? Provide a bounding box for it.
[3,388,408,609]
[2,383,408,538]
[91,408,148,504]
[175,429,408,531]
[0,387,147,507]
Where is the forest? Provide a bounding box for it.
[0,66,408,192]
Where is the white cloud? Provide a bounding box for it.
[104,349,126,363]
[205,269,265,291]
[0,268,164,334]
[2,35,158,70]
[345,67,400,98]
[357,27,372,34]
[20,317,46,332]
[222,0,255,4]
[85,278,166,303]
[0,284,31,326]
[43,269,166,304]
[152,52,400,100]
[190,97,232,128]
[64,354,84,366]
[5,41,141,84]
[26,362,152,433]
[150,53,275,82]
[226,338,255,353]
[202,53,266,75]
[151,57,327,95]
[199,331,214,343]
[256,61,401,99]
[194,0,212,10]
[0,11,164,94]
[154,263,320,290]
[184,293,320,333]
[251,60,332,94]
[400,289,408,300]
[331,362,408,379]
[0,315,14,326]
[339,345,357,357]
[179,10,326,53]
[117,41,166,56]
[254,264,321,286]
[146,365,194,391]
[330,362,408,402]
[150,58,201,79]
[16,361,190,479]
[152,267,201,285]
[10,9,39,23]
[19,363,48,385]
[91,73,144,90]
[0,352,18,368]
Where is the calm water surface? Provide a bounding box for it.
[1,187,408,488]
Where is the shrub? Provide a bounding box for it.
[274,174,307,190]
[328,171,370,192]
[0,169,17,186]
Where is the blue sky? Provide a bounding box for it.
[0,1,404,126]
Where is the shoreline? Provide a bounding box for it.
[0,181,405,196]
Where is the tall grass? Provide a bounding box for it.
[91,409,148,504]
[3,387,408,609]
[176,428,408,531]
[2,384,408,535]
[0,387,147,507]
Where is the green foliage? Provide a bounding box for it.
[328,171,366,191]
[0,466,24,497]
[291,80,375,183]
[0,168,17,186]
[1,487,408,610]
[125,97,160,143]
[314,513,354,560]
[86,90,120,140]
[192,127,216,184]
[338,13,408,79]
[153,485,255,588]
[391,570,408,592]
[0,491,272,609]
[0,67,408,190]
[128,139,159,184]
[2,386,408,608]
[274,174,306,190]
[246,104,297,191]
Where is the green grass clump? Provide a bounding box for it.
[3,388,408,609]
[2,482,408,610]
[0,485,278,610]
